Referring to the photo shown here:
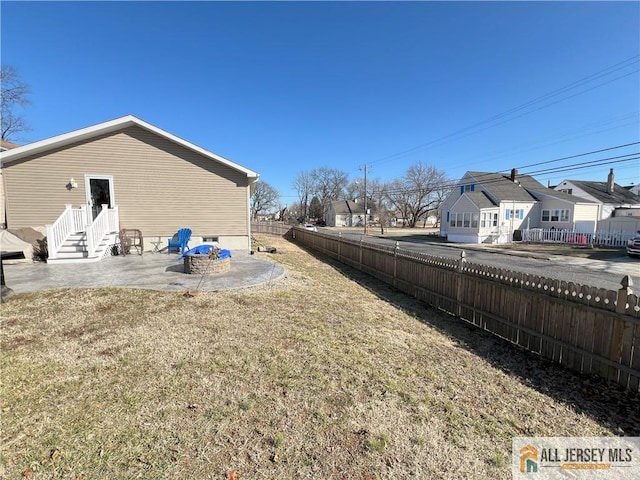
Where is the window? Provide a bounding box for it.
[506,209,524,220]
[459,184,475,194]
[451,212,482,228]
[492,213,498,227]
[541,209,570,223]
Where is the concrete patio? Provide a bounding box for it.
[2,251,285,298]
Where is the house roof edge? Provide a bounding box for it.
[0,115,259,178]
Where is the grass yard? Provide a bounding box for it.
[1,234,638,479]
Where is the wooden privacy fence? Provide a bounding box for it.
[290,227,640,392]
[251,221,293,236]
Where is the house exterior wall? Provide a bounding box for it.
[447,195,479,239]
[536,197,578,231]
[3,126,253,249]
[0,168,5,228]
[497,202,534,234]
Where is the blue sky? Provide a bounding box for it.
[2,1,639,204]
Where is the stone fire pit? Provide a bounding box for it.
[184,255,231,275]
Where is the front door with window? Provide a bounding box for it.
[86,176,114,220]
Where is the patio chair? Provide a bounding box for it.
[167,228,192,254]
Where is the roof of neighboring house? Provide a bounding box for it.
[528,188,598,204]
[464,191,498,209]
[466,171,543,202]
[0,140,19,151]
[0,115,259,179]
[560,180,639,205]
[330,200,366,215]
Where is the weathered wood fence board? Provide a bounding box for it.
[290,228,640,391]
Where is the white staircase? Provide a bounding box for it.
[46,204,120,264]
[48,232,116,264]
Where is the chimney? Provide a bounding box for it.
[607,168,614,194]
[510,168,518,183]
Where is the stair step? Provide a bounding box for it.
[55,251,89,259]
[59,245,87,253]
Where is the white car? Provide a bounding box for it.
[303,224,318,232]
[627,231,640,258]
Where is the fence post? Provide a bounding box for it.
[359,235,363,267]
[609,276,634,382]
[394,241,399,282]
[456,250,466,317]
[458,250,466,271]
[338,231,342,262]
[616,275,633,315]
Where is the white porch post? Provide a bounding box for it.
[110,205,119,232]
[86,223,95,257]
[45,224,56,260]
[85,202,92,227]
[79,205,89,229]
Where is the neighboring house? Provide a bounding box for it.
[554,169,640,219]
[439,169,599,244]
[325,199,376,227]
[0,140,20,229]
[0,115,259,262]
[627,184,640,196]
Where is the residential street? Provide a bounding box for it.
[320,229,640,293]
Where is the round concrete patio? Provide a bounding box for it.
[2,251,285,296]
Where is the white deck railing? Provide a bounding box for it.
[45,205,85,260]
[46,204,119,260]
[107,205,120,233]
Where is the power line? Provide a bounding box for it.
[377,142,640,195]
[442,111,638,170]
[364,55,639,167]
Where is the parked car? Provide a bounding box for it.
[627,231,640,257]
[303,224,318,232]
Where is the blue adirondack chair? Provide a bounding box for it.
[167,228,192,254]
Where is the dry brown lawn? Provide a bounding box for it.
[1,234,638,479]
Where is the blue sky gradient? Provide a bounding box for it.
[2,1,638,202]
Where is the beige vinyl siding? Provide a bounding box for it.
[3,126,251,238]
[0,168,5,227]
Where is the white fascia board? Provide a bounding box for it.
[0,114,259,179]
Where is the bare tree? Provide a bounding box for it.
[384,178,413,227]
[1,65,31,141]
[310,167,349,220]
[384,162,449,228]
[346,179,363,200]
[293,170,313,222]
[250,181,280,219]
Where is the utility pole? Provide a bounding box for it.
[362,164,368,235]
